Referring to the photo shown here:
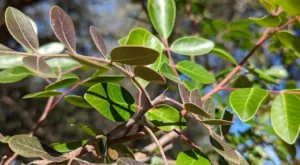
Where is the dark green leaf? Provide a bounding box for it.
[184,103,211,118]
[231,76,252,88]
[65,95,92,108]
[110,46,159,65]
[50,6,76,52]
[23,91,62,99]
[249,15,281,27]
[171,37,214,56]
[148,0,176,38]
[277,31,300,55]
[0,67,29,83]
[5,7,39,52]
[176,61,215,84]
[46,78,78,91]
[51,140,88,153]
[176,149,211,165]
[221,109,234,136]
[23,56,56,78]
[200,119,233,125]
[134,66,165,84]
[145,104,186,131]
[159,62,179,82]
[83,75,125,87]
[84,83,137,122]
[90,26,107,57]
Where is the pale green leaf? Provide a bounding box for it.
[249,15,281,27]
[171,37,214,56]
[176,150,211,165]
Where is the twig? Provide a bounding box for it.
[162,39,179,78]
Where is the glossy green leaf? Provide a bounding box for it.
[65,95,92,108]
[51,140,88,153]
[171,37,214,56]
[176,149,211,165]
[249,15,281,27]
[277,31,300,55]
[271,93,300,144]
[23,91,62,99]
[178,83,190,104]
[90,26,107,57]
[145,104,186,131]
[118,37,127,45]
[0,67,29,83]
[200,119,233,125]
[50,6,76,52]
[212,48,237,64]
[23,56,56,78]
[5,7,39,52]
[148,0,176,38]
[0,55,23,69]
[46,57,80,71]
[134,66,165,84]
[184,103,211,118]
[68,52,110,70]
[229,88,269,122]
[110,46,159,65]
[84,83,137,122]
[203,97,215,119]
[159,62,179,82]
[190,88,201,107]
[210,136,239,164]
[275,0,300,16]
[45,78,78,91]
[83,75,125,87]
[39,42,65,54]
[71,124,103,137]
[176,61,215,84]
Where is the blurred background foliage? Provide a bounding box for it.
[1,0,300,164]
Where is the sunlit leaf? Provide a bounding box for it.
[50,6,76,52]
[176,149,211,165]
[249,15,281,27]
[148,0,176,38]
[176,61,215,84]
[184,103,211,118]
[275,0,300,16]
[23,91,62,99]
[171,37,214,56]
[5,7,39,52]
[145,104,186,131]
[65,95,92,108]
[71,124,103,137]
[110,46,159,65]
[212,48,237,64]
[84,83,137,122]
[90,26,107,57]
[229,88,269,122]
[23,56,56,78]
[45,78,79,91]
[0,55,23,69]
[134,66,165,84]
[39,42,65,54]
[159,62,179,82]
[271,93,300,144]
[247,67,277,84]
[0,136,11,143]
[0,67,29,83]
[51,140,88,153]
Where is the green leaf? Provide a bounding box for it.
[23,56,56,78]
[68,52,110,70]
[134,66,165,84]
[51,140,88,153]
[184,103,211,118]
[275,0,300,16]
[247,67,277,84]
[271,93,300,144]
[249,15,281,27]
[277,31,300,55]
[0,67,29,83]
[265,66,289,79]
[118,37,127,45]
[0,136,11,143]
[176,61,215,84]
[190,88,201,107]
[83,75,125,87]
[23,91,62,99]
[84,83,137,122]
[90,26,107,57]
[0,55,23,69]
[71,124,103,137]
[171,37,214,56]
[148,0,176,38]
[65,95,92,108]
[5,7,39,52]
[39,42,65,54]
[203,97,215,119]
[50,6,76,52]
[145,104,186,131]
[45,78,78,91]
[210,136,239,164]
[200,119,233,125]
[46,57,80,71]
[176,150,211,165]
[229,88,269,122]
[110,46,159,65]
[221,109,234,136]
[159,62,179,82]
[212,48,237,64]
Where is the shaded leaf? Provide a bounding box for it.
[46,78,78,91]
[71,124,103,137]
[176,149,211,165]
[84,83,137,122]
[148,0,176,38]
[145,104,186,131]
[110,46,159,65]
[23,56,56,78]
[271,93,300,144]
[65,95,92,108]
[247,67,277,84]
[171,37,214,56]
[83,75,125,87]
[229,88,269,122]
[90,26,107,57]
[231,76,252,88]
[277,31,300,55]
[184,103,211,118]
[221,109,234,136]
[210,136,239,164]
[159,62,179,82]
[200,119,233,125]
[51,140,88,153]
[117,157,147,165]
[0,136,11,143]
[68,52,110,70]
[5,7,39,51]
[212,48,237,64]
[0,67,29,83]
[23,91,62,99]
[134,66,165,84]
[50,6,76,52]
[111,144,135,159]
[190,88,201,107]
[203,97,215,119]
[178,83,190,104]
[176,61,215,84]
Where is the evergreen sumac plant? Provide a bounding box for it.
[1,0,300,164]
